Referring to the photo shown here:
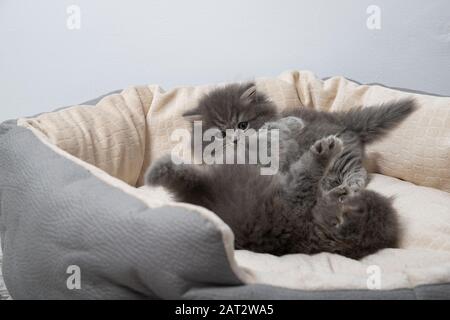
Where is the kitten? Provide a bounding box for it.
[146,136,399,259]
[311,186,398,259]
[183,83,417,192]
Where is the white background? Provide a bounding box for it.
[0,0,449,121]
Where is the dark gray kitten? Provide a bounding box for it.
[183,82,417,192]
[146,136,399,259]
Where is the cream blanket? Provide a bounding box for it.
[18,70,450,290]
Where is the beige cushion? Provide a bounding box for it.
[19,86,152,186]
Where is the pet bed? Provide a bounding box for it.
[1,70,450,299]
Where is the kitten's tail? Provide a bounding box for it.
[338,99,417,144]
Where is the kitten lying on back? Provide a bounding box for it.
[183,83,417,192]
[146,136,399,259]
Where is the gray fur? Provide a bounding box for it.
[183,83,417,192]
[183,82,279,155]
[152,84,413,258]
[279,99,417,191]
[146,136,399,259]
[183,82,277,133]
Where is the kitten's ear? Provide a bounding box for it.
[183,107,203,122]
[240,84,257,104]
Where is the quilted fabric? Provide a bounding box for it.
[20,87,153,186]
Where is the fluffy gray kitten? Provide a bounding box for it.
[146,136,399,259]
[183,82,417,192]
[146,83,413,258]
[183,82,277,139]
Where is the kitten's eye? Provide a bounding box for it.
[237,121,249,130]
[338,195,346,203]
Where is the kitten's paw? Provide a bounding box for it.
[279,116,304,130]
[261,121,283,131]
[262,116,304,132]
[311,135,343,159]
[344,180,366,194]
[329,184,351,198]
[145,154,177,186]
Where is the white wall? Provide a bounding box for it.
[1,0,449,121]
